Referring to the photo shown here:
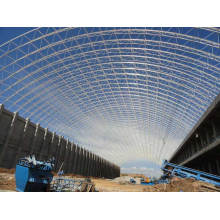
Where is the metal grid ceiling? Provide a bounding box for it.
[0,27,220,167]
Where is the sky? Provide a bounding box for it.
[0,27,33,44]
[0,27,220,177]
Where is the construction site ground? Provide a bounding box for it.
[0,168,219,192]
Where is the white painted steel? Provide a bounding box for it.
[0,27,219,167]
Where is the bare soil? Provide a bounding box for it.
[0,169,219,192]
[92,176,220,192]
[0,171,16,191]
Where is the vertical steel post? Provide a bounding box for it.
[63,139,69,173]
[216,160,220,175]
[67,143,75,173]
[55,135,62,171]
[46,132,55,161]
[14,118,30,166]
[0,104,4,123]
[87,151,92,177]
[72,145,79,174]
[39,128,48,160]
[75,146,81,175]
[84,150,89,176]
[212,120,217,139]
[30,123,40,154]
[79,148,85,175]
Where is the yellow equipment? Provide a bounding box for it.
[145,177,150,183]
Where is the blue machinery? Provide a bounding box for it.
[15,156,54,192]
[141,182,155,186]
[15,155,96,192]
[15,155,220,191]
[161,160,220,187]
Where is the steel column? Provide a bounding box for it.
[30,123,40,154]
[14,118,30,166]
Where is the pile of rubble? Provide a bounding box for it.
[0,172,15,191]
[142,177,220,192]
[112,176,142,184]
[50,177,97,192]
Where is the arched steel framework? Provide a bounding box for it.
[0,27,219,168]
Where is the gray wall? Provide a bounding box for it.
[0,104,120,178]
[169,93,220,176]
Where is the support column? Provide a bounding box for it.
[30,123,40,154]
[105,161,108,178]
[63,139,69,173]
[216,160,220,175]
[79,148,84,175]
[107,162,111,178]
[14,118,30,166]
[92,154,96,177]
[91,153,95,177]
[200,130,206,149]
[72,145,79,174]
[0,104,4,123]
[89,153,93,177]
[98,157,101,177]
[71,144,76,173]
[82,149,88,176]
[75,146,81,175]
[47,132,55,161]
[212,120,217,139]
[80,148,85,176]
[100,158,104,177]
[55,135,62,171]
[78,147,83,175]
[87,152,92,176]
[113,165,116,178]
[67,143,75,173]
[60,139,67,167]
[39,128,48,160]
[102,159,105,178]
[54,133,60,161]
[0,112,18,166]
[104,160,108,178]
[190,141,195,155]
[94,155,99,177]
[96,156,100,177]
[195,138,200,152]
[205,127,210,146]
[208,162,212,173]
[109,163,113,179]
[84,150,89,176]
[198,134,204,150]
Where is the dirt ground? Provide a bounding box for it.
[92,178,150,192]
[0,168,219,192]
[0,168,16,191]
[92,177,220,192]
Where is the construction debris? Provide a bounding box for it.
[50,177,96,192]
[0,167,220,192]
[161,160,220,187]
[112,176,143,184]
[112,176,134,184]
[142,177,220,192]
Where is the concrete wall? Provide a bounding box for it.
[0,104,120,178]
[169,94,220,176]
